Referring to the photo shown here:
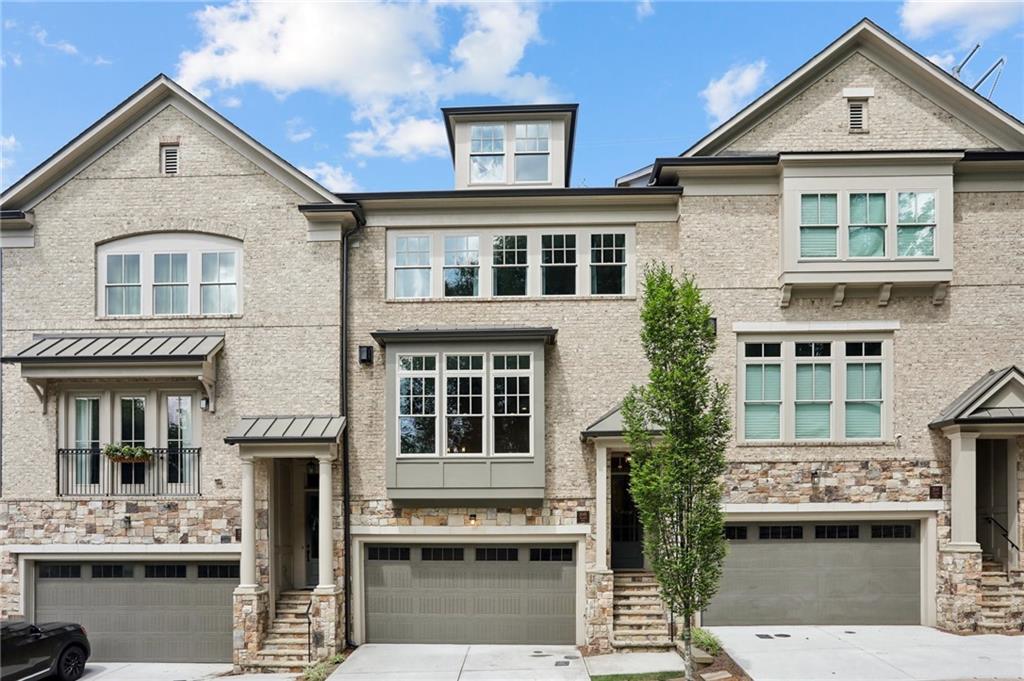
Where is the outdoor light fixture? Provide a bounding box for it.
[358,345,374,365]
[709,317,717,335]
[468,514,478,526]
[122,515,132,529]
[200,397,210,411]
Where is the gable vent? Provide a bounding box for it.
[848,100,866,131]
[161,144,179,175]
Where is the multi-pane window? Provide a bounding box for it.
[799,193,838,258]
[590,233,626,295]
[529,547,573,562]
[145,564,187,578]
[119,397,146,485]
[421,547,464,561]
[398,355,438,455]
[849,193,886,258]
[198,564,240,579]
[443,236,480,297]
[105,254,141,316]
[743,343,782,440]
[541,234,576,295]
[395,236,431,298]
[73,397,101,486]
[445,355,484,454]
[871,524,914,539]
[815,525,859,539]
[514,122,550,182]
[897,191,936,257]
[167,395,193,484]
[845,342,883,439]
[724,526,748,541]
[493,354,531,455]
[367,546,410,561]
[39,564,81,579]
[795,342,832,439]
[492,235,528,296]
[92,564,132,579]
[476,547,519,561]
[201,252,237,314]
[759,526,803,540]
[470,124,505,183]
[153,253,188,315]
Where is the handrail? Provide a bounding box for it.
[985,516,1021,553]
[305,598,313,663]
[57,448,201,497]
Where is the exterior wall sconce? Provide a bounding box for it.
[358,345,373,365]
[122,515,132,529]
[709,317,717,335]
[200,397,210,411]
[468,514,478,526]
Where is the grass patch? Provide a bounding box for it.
[302,652,347,681]
[591,673,681,681]
[693,626,722,656]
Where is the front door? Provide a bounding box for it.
[976,439,1010,565]
[611,455,644,569]
[305,490,319,586]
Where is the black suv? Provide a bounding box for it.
[1,621,90,681]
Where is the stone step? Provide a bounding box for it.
[276,604,313,614]
[610,638,675,651]
[614,623,670,633]
[272,616,310,626]
[614,628,671,638]
[241,661,307,674]
[614,589,663,598]
[614,577,659,585]
[255,648,310,662]
[614,608,666,617]
[264,633,309,645]
[268,623,309,634]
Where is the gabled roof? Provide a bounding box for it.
[1,332,224,364]
[682,18,1024,158]
[930,366,1024,428]
[225,416,346,445]
[581,403,664,439]
[0,74,341,210]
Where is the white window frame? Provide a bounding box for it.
[491,234,529,297]
[442,236,481,298]
[200,251,239,315]
[842,342,885,441]
[740,343,783,442]
[443,353,486,455]
[846,191,887,260]
[736,334,893,444]
[395,353,441,458]
[115,394,148,492]
[152,251,190,317]
[513,121,551,184]
[392,234,434,299]
[798,192,839,260]
[491,352,534,457]
[96,233,243,318]
[469,124,507,185]
[895,190,938,260]
[386,228,636,301]
[103,253,143,317]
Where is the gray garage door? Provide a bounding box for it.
[35,561,237,662]
[364,544,575,644]
[703,521,920,625]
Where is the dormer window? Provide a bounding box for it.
[470,124,505,184]
[514,123,550,182]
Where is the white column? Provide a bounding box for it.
[240,458,258,588]
[947,430,981,551]
[595,443,609,571]
[317,457,334,590]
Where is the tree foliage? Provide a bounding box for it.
[621,264,730,677]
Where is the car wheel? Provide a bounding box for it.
[57,645,86,681]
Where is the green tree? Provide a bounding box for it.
[621,264,730,680]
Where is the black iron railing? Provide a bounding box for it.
[57,448,201,497]
[986,515,1021,555]
[305,599,314,663]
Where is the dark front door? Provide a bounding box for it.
[611,456,643,569]
[976,439,1010,565]
[305,491,319,586]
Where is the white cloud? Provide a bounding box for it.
[285,117,314,143]
[927,52,957,70]
[700,59,767,126]
[1,134,18,152]
[92,55,112,66]
[1,135,18,185]
[636,0,654,20]
[347,115,448,159]
[299,161,359,192]
[31,26,78,55]
[176,1,554,158]
[220,95,243,108]
[3,19,17,30]
[901,0,1023,46]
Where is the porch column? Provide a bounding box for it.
[595,443,608,570]
[240,457,258,588]
[317,456,334,589]
[947,429,981,551]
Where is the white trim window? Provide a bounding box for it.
[799,193,838,258]
[154,253,189,316]
[118,396,147,486]
[514,122,550,183]
[541,234,577,295]
[104,254,142,316]
[492,235,528,296]
[590,233,626,295]
[97,233,243,317]
[738,335,891,443]
[445,354,485,454]
[394,235,432,299]
[72,396,101,486]
[848,192,886,258]
[397,354,439,455]
[443,236,480,297]
[492,353,531,455]
[470,124,505,184]
[166,394,194,485]
[201,252,238,314]
[896,191,936,257]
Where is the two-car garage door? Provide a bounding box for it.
[363,543,576,644]
[703,521,921,625]
[34,561,237,662]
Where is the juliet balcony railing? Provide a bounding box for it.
[57,448,201,497]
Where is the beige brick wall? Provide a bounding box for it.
[723,52,996,153]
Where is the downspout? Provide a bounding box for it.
[340,213,364,649]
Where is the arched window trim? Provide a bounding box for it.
[96,232,243,318]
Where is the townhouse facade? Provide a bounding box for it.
[1,18,1022,672]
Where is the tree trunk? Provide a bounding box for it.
[681,618,694,681]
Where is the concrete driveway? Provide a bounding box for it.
[710,626,1024,681]
[329,644,588,681]
[79,662,234,680]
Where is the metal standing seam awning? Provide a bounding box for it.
[0,332,225,413]
[929,365,1024,429]
[224,416,347,445]
[580,403,663,439]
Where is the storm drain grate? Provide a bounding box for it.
[756,633,773,639]
[555,661,569,667]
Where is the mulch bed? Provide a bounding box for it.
[696,650,752,681]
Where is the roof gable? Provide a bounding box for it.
[684,19,1024,157]
[931,366,1024,428]
[0,74,340,210]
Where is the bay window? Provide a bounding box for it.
[492,354,531,454]
[445,354,484,454]
[398,355,438,454]
[738,335,891,443]
[897,191,936,257]
[799,193,838,258]
[848,193,886,257]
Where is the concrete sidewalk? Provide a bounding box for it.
[330,644,588,680]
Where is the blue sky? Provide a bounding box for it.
[1,1,1022,193]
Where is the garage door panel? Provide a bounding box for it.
[364,543,575,644]
[35,562,236,662]
[703,522,920,626]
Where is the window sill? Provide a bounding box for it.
[396,455,535,461]
[96,314,243,322]
[736,439,895,448]
[387,295,636,303]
